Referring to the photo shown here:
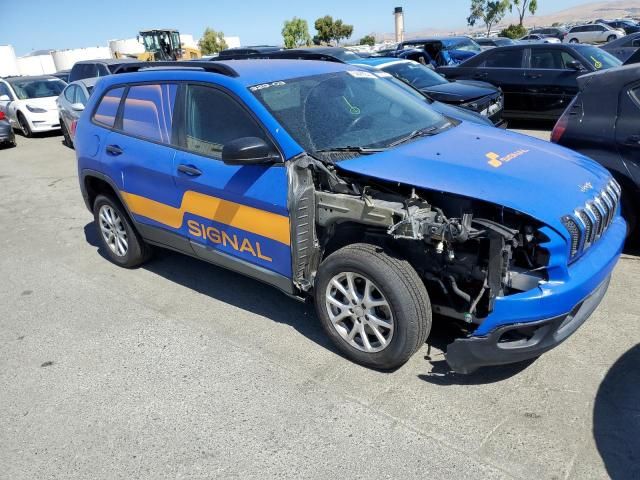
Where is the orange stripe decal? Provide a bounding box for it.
[121,191,291,246]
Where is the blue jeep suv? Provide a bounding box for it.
[75,60,625,373]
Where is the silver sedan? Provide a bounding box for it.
[56,77,98,148]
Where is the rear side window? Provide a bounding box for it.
[121,84,177,143]
[182,84,267,158]
[93,87,125,128]
[483,49,523,68]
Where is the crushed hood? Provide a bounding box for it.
[336,123,612,238]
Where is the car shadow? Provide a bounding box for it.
[417,319,536,386]
[83,223,334,352]
[84,222,536,382]
[593,344,640,480]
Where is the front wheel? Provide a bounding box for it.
[93,194,151,268]
[606,35,617,43]
[569,38,579,44]
[314,243,432,370]
[17,112,32,138]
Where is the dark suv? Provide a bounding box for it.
[68,59,139,83]
[529,27,569,41]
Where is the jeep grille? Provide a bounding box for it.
[561,179,621,263]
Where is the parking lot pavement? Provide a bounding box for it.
[1,132,638,480]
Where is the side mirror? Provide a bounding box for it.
[567,60,584,71]
[0,94,9,102]
[221,137,280,165]
[70,102,85,112]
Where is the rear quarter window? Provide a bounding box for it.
[121,84,177,143]
[93,87,125,128]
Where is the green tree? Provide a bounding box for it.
[282,17,311,48]
[510,0,538,26]
[314,15,334,44]
[359,35,376,46]
[467,0,510,36]
[198,28,228,55]
[499,23,528,38]
[314,15,354,45]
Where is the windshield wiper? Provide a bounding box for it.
[312,146,386,155]
[387,124,449,148]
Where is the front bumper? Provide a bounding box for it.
[446,275,610,373]
[445,215,625,374]
[25,110,60,132]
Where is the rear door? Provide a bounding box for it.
[98,83,182,239]
[172,83,292,279]
[472,47,527,117]
[616,82,640,185]
[523,46,582,119]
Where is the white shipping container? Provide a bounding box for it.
[52,47,112,71]
[0,45,19,77]
[17,54,56,76]
[109,38,145,57]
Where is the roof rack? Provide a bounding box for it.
[110,61,239,77]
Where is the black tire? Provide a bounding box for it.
[92,194,151,268]
[569,38,579,44]
[621,191,638,241]
[17,112,32,138]
[607,35,616,43]
[314,243,431,370]
[60,119,73,148]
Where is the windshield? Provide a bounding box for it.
[381,61,448,89]
[251,70,448,152]
[8,78,66,100]
[442,38,481,53]
[575,46,622,70]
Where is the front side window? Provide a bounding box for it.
[75,86,88,105]
[381,61,448,89]
[252,70,448,153]
[530,49,578,69]
[483,49,523,68]
[7,78,66,100]
[121,84,177,143]
[64,85,77,103]
[93,87,125,128]
[183,84,268,158]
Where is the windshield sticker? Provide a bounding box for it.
[347,70,376,79]
[590,56,603,69]
[486,149,529,168]
[249,81,286,92]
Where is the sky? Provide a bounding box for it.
[2,0,598,56]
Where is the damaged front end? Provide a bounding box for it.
[288,153,551,369]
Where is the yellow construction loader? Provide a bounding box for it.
[115,29,201,61]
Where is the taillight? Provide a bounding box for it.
[0,111,5,121]
[551,96,580,143]
[70,120,78,136]
[551,114,568,143]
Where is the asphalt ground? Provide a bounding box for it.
[1,128,639,479]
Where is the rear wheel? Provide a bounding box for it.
[17,112,32,138]
[569,38,579,44]
[622,191,638,242]
[93,194,151,268]
[314,243,431,370]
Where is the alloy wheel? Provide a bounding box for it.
[98,204,128,257]
[325,272,394,353]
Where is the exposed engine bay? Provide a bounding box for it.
[289,154,550,325]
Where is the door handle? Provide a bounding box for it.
[177,164,202,176]
[106,144,123,156]
[473,72,488,78]
[525,73,542,79]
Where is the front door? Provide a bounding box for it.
[172,83,292,279]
